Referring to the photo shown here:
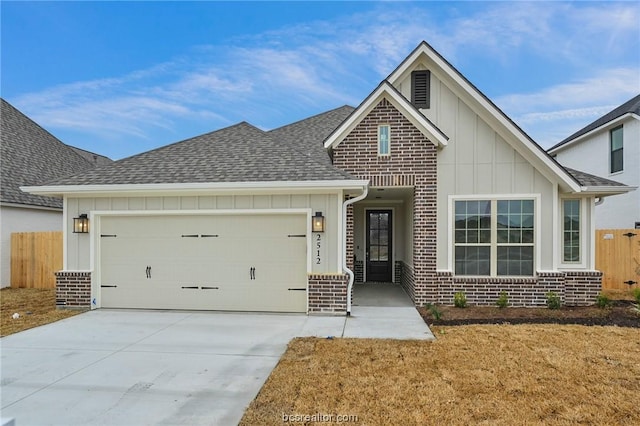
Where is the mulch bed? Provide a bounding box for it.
[419,299,640,328]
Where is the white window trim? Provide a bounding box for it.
[447,194,541,277]
[378,124,390,156]
[559,196,588,269]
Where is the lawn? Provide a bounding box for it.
[0,288,84,337]
[241,325,640,425]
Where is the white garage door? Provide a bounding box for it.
[99,214,307,312]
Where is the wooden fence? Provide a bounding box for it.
[596,229,640,291]
[10,231,62,289]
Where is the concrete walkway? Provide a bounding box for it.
[1,287,432,425]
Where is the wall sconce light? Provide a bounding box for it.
[73,214,89,233]
[312,212,325,233]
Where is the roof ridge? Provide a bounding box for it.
[268,105,354,133]
[113,121,266,163]
[549,93,640,152]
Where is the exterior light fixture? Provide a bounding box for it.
[73,214,89,233]
[312,212,325,233]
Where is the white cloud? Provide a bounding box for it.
[9,2,639,157]
[495,67,639,147]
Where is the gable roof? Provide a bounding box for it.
[386,41,583,193]
[548,94,640,154]
[0,98,109,209]
[39,119,356,188]
[324,80,449,149]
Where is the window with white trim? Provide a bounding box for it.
[454,199,534,276]
[378,124,390,156]
[610,125,623,173]
[562,199,581,263]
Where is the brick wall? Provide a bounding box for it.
[354,260,364,284]
[332,98,437,306]
[565,271,602,306]
[400,262,415,302]
[55,271,91,308]
[435,270,601,307]
[308,274,348,314]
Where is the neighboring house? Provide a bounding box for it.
[0,98,112,287]
[24,42,632,314]
[548,95,640,229]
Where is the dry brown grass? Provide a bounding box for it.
[241,325,640,425]
[1,288,84,337]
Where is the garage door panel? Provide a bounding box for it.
[100,214,307,312]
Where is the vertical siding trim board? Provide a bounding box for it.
[55,271,91,308]
[308,274,349,315]
[434,270,600,306]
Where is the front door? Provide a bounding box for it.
[366,210,392,282]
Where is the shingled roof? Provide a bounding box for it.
[549,94,640,152]
[0,98,111,209]
[564,167,627,187]
[44,109,357,186]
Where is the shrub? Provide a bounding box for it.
[496,291,509,309]
[596,293,612,309]
[632,288,640,304]
[425,303,442,320]
[453,292,467,308]
[546,291,561,310]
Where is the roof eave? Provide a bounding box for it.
[579,185,637,196]
[323,81,448,150]
[21,180,371,197]
[548,113,639,154]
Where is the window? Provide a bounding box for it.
[562,199,581,263]
[411,70,430,108]
[610,125,623,173]
[378,125,390,156]
[454,199,534,276]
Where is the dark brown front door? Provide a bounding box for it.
[366,210,392,282]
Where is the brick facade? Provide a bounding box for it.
[333,98,438,307]
[435,270,601,307]
[55,271,91,308]
[308,274,349,314]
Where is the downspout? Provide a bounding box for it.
[595,196,604,206]
[343,185,369,316]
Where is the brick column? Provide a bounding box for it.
[308,274,348,314]
[55,271,91,308]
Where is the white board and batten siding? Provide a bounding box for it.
[395,62,571,271]
[65,193,342,312]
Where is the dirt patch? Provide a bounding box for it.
[241,326,640,425]
[419,300,640,328]
[1,288,85,337]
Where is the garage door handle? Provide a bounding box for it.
[146,266,151,279]
[201,286,219,290]
[288,288,306,291]
[101,285,117,288]
[249,267,256,280]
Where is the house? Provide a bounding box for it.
[548,95,640,229]
[23,42,632,313]
[0,98,112,287]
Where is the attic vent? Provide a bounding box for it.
[411,70,430,109]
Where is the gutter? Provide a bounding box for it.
[342,185,369,316]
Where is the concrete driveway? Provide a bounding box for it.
[1,302,432,425]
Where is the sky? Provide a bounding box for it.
[2,1,639,160]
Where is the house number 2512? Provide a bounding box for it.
[316,233,322,265]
